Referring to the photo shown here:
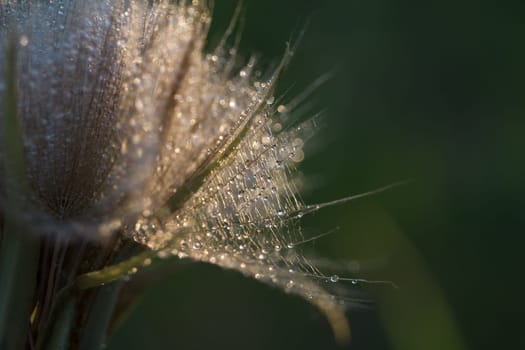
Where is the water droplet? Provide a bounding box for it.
[292,138,304,148]
[290,149,304,163]
[286,280,295,290]
[262,135,272,145]
[330,275,339,283]
[277,105,287,113]
[157,250,170,259]
[19,35,28,46]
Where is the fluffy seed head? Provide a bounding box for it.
[0,0,350,341]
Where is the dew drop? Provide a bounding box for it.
[157,250,170,259]
[292,138,304,148]
[286,280,295,290]
[330,274,339,283]
[261,135,272,145]
[134,99,144,111]
[19,35,29,46]
[290,149,304,163]
[277,104,287,113]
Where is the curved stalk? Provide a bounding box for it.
[0,35,41,350]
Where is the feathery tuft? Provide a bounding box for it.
[0,0,350,341]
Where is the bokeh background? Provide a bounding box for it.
[109,1,524,349]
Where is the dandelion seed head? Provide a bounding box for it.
[0,0,350,341]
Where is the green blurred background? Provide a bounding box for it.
[109,1,524,349]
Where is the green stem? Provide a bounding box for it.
[0,220,40,350]
[39,293,76,350]
[0,34,41,350]
[75,250,155,290]
[78,282,122,350]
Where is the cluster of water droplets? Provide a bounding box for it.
[132,50,351,337]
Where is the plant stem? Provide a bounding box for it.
[39,293,76,350]
[0,33,41,350]
[75,250,155,290]
[0,220,40,350]
[78,282,122,350]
